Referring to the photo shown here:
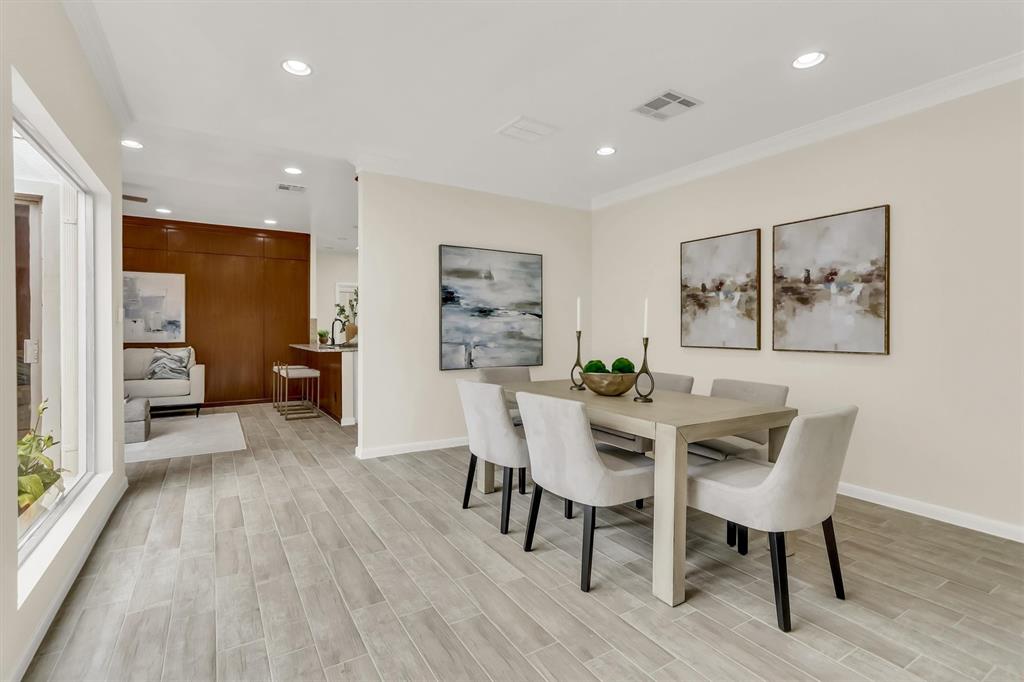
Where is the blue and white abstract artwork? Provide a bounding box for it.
[439,245,542,370]
[124,271,186,343]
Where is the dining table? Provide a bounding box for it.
[482,379,798,607]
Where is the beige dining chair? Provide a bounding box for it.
[517,392,655,592]
[687,405,858,631]
[456,380,532,533]
[478,367,532,493]
[588,372,694,510]
[690,378,790,553]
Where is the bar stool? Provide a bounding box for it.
[272,362,321,420]
[272,362,303,412]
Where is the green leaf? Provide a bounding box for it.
[18,474,44,500]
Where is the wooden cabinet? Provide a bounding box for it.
[289,347,342,422]
[123,216,309,406]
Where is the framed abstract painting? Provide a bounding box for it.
[439,245,543,370]
[773,205,889,354]
[123,271,186,343]
[680,228,760,349]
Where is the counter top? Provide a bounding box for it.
[290,343,359,353]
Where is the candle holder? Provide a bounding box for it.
[570,330,586,390]
[634,336,654,402]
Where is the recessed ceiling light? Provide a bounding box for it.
[281,59,312,77]
[121,139,144,149]
[264,219,278,225]
[596,146,616,157]
[284,166,303,175]
[155,208,172,214]
[792,52,827,69]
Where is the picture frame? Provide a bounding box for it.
[772,205,890,354]
[438,244,544,370]
[680,228,761,350]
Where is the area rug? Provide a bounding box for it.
[125,412,247,463]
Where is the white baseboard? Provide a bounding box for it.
[340,417,357,426]
[13,476,128,681]
[356,436,468,460]
[838,482,1024,543]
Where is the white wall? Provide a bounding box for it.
[358,173,591,456]
[315,249,358,333]
[1,1,124,677]
[591,81,1023,534]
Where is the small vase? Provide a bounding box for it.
[318,336,329,345]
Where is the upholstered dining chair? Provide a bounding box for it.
[689,378,790,554]
[456,380,532,534]
[517,392,655,592]
[687,406,858,631]
[587,372,694,510]
[478,367,532,493]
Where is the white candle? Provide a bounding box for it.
[643,297,648,338]
[576,296,581,332]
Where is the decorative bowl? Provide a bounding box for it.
[582,372,637,396]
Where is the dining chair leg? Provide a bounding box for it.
[462,454,477,510]
[564,499,573,519]
[768,531,792,631]
[635,499,644,510]
[518,467,527,494]
[523,485,544,551]
[737,525,748,555]
[727,521,737,547]
[822,516,846,599]
[581,504,597,592]
[500,467,513,534]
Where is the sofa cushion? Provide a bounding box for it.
[124,346,196,380]
[146,347,193,379]
[124,348,154,380]
[125,378,191,399]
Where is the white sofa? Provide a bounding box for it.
[124,347,205,410]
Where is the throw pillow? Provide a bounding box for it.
[146,347,192,380]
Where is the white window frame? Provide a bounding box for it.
[12,115,97,565]
[335,281,357,319]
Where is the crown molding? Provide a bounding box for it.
[61,0,134,129]
[591,52,1024,210]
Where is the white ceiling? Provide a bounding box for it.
[119,123,358,251]
[72,1,1023,227]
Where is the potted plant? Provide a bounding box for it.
[17,401,66,530]
[336,287,359,343]
[317,329,329,344]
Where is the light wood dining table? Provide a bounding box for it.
[483,379,797,607]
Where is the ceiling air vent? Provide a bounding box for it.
[497,115,558,142]
[633,90,701,121]
[277,183,307,193]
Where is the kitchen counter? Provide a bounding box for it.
[289,343,358,353]
[289,343,358,425]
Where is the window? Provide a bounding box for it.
[13,122,94,559]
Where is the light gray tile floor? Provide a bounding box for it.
[25,403,1024,681]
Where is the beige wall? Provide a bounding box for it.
[315,249,358,333]
[1,1,124,677]
[358,173,591,456]
[591,82,1023,532]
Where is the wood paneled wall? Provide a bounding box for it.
[123,216,310,405]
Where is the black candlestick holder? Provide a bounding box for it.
[634,336,654,402]
[570,330,586,390]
